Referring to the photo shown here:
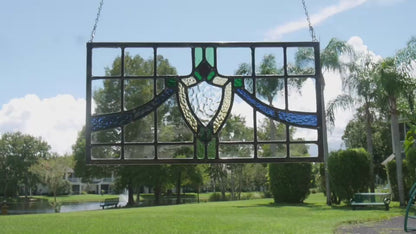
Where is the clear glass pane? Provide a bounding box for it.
[91,146,121,159]
[217,48,251,76]
[91,79,121,115]
[245,78,254,94]
[156,78,165,94]
[255,48,284,75]
[256,112,286,141]
[92,48,121,76]
[255,78,285,109]
[124,48,154,76]
[287,47,315,75]
[157,145,194,159]
[158,96,193,142]
[257,144,286,158]
[220,95,254,142]
[125,145,155,159]
[124,79,154,110]
[91,127,121,144]
[157,48,190,76]
[124,114,154,143]
[287,78,316,112]
[290,143,318,157]
[188,81,222,127]
[219,144,254,159]
[290,127,317,141]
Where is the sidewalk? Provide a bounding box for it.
[336,216,412,234]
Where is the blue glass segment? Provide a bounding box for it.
[92,88,175,131]
[278,112,317,127]
[236,88,317,127]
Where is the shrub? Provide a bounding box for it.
[387,159,410,201]
[208,193,230,201]
[268,163,312,203]
[327,148,370,203]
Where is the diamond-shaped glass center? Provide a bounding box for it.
[196,61,212,79]
[188,81,222,126]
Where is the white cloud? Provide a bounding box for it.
[0,94,85,155]
[265,0,368,40]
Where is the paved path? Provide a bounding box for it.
[336,216,416,234]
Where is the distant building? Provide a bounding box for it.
[66,171,116,195]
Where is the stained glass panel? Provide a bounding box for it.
[86,42,324,164]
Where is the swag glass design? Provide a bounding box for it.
[86,42,324,164]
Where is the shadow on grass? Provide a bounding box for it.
[233,201,353,211]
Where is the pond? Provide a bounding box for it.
[4,195,128,215]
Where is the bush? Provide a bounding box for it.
[406,147,416,187]
[268,163,312,203]
[208,193,230,201]
[327,148,370,203]
[387,159,410,201]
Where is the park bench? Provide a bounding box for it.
[351,193,391,210]
[99,198,119,209]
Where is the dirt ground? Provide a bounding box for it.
[335,216,416,234]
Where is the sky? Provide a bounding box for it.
[0,0,415,155]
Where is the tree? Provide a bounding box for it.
[0,132,50,198]
[328,51,381,192]
[342,107,392,183]
[87,53,179,205]
[73,127,112,182]
[30,155,74,211]
[376,57,413,206]
[297,38,352,205]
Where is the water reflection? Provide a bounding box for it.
[7,195,128,215]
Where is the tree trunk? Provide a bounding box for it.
[390,98,405,206]
[154,186,161,205]
[127,183,134,206]
[136,188,140,205]
[365,102,375,192]
[176,171,182,204]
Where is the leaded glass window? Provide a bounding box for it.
[86,42,324,164]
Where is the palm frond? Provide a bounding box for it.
[326,94,354,126]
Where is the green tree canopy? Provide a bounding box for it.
[0,132,50,197]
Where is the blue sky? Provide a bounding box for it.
[0,0,415,154]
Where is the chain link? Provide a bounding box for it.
[89,0,104,42]
[301,0,317,42]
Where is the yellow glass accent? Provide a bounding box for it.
[213,83,232,133]
[212,76,228,86]
[178,83,198,132]
[181,76,197,87]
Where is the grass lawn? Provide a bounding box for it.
[0,193,404,233]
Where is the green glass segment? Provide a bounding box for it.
[197,139,205,159]
[194,71,203,81]
[195,48,203,68]
[207,71,215,81]
[166,78,177,87]
[233,78,243,87]
[198,126,213,143]
[205,47,215,67]
[207,140,216,159]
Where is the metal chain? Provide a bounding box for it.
[89,0,104,42]
[301,0,317,42]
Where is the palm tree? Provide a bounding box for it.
[327,51,380,192]
[375,37,416,206]
[318,38,353,205]
[376,57,407,206]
